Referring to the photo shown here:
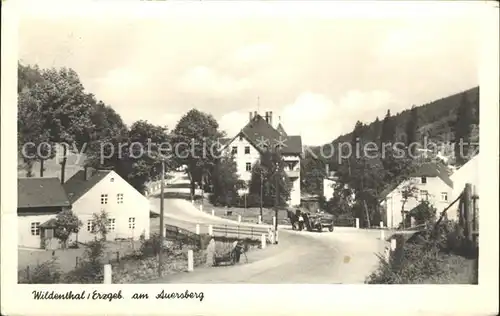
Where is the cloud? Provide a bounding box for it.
[232,43,274,65]
[178,66,252,96]
[218,111,251,137]
[279,90,396,145]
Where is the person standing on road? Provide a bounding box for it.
[297,209,304,231]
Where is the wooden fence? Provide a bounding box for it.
[212,224,270,241]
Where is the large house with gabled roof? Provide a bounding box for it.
[18,167,150,249]
[220,111,303,206]
[379,162,454,228]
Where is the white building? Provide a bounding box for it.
[448,154,479,220]
[18,177,72,249]
[63,168,151,243]
[221,111,303,206]
[379,163,453,228]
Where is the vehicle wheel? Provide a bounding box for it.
[212,255,218,266]
[328,226,334,232]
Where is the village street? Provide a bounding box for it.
[146,173,388,283]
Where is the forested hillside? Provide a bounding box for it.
[301,87,480,196]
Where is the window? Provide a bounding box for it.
[244,146,250,154]
[107,218,116,231]
[421,176,427,184]
[245,163,252,171]
[87,220,93,232]
[110,177,114,182]
[441,192,448,201]
[117,193,124,204]
[45,228,54,238]
[420,190,429,201]
[101,194,108,204]
[30,222,40,236]
[231,146,238,155]
[128,217,136,229]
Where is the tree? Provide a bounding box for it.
[405,105,419,155]
[398,179,420,229]
[208,154,245,206]
[453,93,474,166]
[33,67,95,183]
[300,150,325,196]
[54,210,82,249]
[248,149,291,208]
[172,109,224,199]
[91,210,109,241]
[380,109,396,145]
[409,201,437,226]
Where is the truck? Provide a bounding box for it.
[305,211,335,232]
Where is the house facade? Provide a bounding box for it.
[221,111,303,206]
[448,154,479,220]
[18,178,72,249]
[380,163,453,228]
[63,168,151,243]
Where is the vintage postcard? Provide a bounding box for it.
[1,0,498,315]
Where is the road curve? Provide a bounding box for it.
[146,173,386,284]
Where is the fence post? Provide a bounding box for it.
[208,225,213,236]
[195,224,200,235]
[103,264,112,284]
[258,215,262,224]
[464,184,473,243]
[380,221,384,228]
[75,256,79,268]
[380,229,385,240]
[199,204,203,212]
[390,238,397,251]
[211,209,215,216]
[273,216,276,228]
[275,229,279,244]
[238,215,242,223]
[26,266,30,281]
[187,250,194,272]
[261,234,266,249]
[116,251,120,263]
[355,218,360,229]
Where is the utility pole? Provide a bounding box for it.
[259,171,263,219]
[158,160,165,277]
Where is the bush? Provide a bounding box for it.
[140,233,168,258]
[84,239,106,264]
[409,201,437,226]
[62,261,103,284]
[19,259,62,284]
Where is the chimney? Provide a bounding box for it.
[254,111,258,119]
[264,111,269,123]
[249,111,253,122]
[268,111,273,126]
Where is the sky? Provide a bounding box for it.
[17,1,482,146]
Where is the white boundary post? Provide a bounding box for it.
[211,209,215,216]
[187,250,194,272]
[275,229,279,243]
[355,218,360,229]
[238,215,242,223]
[199,204,203,212]
[103,264,112,284]
[380,229,385,240]
[380,221,384,228]
[390,238,397,251]
[261,234,266,249]
[195,224,200,235]
[208,225,213,236]
[258,215,262,224]
[272,216,276,228]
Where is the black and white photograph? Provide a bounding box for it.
[2,1,499,314]
[12,1,485,285]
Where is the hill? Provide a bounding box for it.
[310,86,479,162]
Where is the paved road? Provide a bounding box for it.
[146,172,388,284]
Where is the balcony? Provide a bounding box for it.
[285,169,300,178]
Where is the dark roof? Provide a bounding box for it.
[63,169,112,203]
[379,183,399,200]
[276,123,288,136]
[240,114,302,155]
[411,163,453,187]
[18,177,71,208]
[40,218,57,228]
